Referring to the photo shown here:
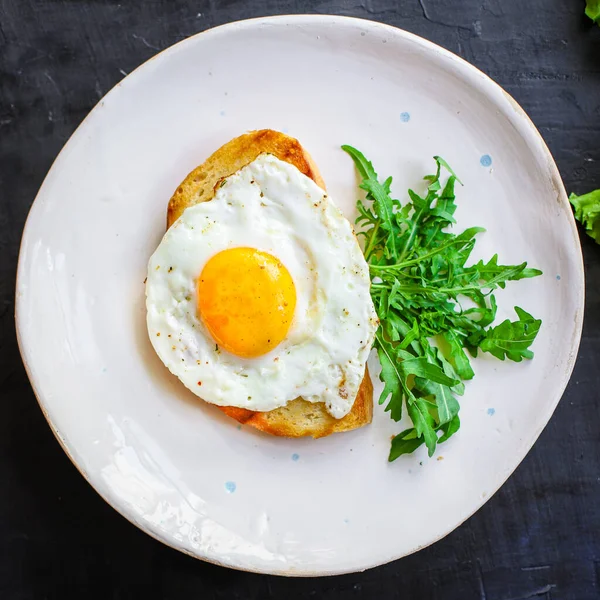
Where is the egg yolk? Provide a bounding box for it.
[197,248,296,358]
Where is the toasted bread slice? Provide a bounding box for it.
[167,129,373,437]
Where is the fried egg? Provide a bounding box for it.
[146,153,378,418]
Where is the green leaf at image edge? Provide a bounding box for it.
[569,190,600,244]
[586,0,600,23]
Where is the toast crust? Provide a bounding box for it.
[166,129,373,437]
[167,129,326,228]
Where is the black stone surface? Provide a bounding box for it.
[1,1,599,599]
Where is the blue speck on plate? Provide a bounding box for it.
[400,112,410,123]
[480,154,492,167]
[487,408,496,416]
[556,275,561,281]
[225,481,236,493]
[291,453,300,462]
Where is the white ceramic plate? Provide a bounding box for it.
[16,16,584,575]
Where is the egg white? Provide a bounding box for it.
[146,154,378,418]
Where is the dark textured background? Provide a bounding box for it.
[1,1,599,599]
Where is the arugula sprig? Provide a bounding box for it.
[342,145,543,460]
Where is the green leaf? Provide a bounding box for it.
[341,144,377,181]
[434,347,465,396]
[443,330,475,380]
[407,398,437,457]
[434,384,460,424]
[429,175,458,226]
[342,145,401,258]
[414,377,460,424]
[400,358,459,387]
[433,155,463,185]
[387,279,403,314]
[586,0,600,23]
[468,255,543,285]
[362,177,401,259]
[375,332,407,421]
[389,428,425,461]
[478,306,542,362]
[570,190,600,244]
[398,318,420,350]
[438,415,461,443]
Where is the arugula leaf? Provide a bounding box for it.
[343,145,543,460]
[389,428,425,461]
[375,331,407,421]
[400,357,458,386]
[477,307,542,362]
[341,144,401,259]
[407,398,438,457]
[570,189,600,244]
[414,377,460,424]
[586,0,600,23]
[389,414,461,461]
[443,331,475,380]
[438,415,461,443]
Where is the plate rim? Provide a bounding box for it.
[15,14,585,576]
